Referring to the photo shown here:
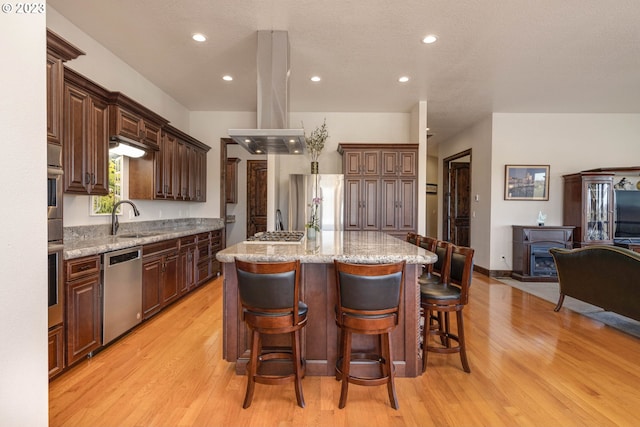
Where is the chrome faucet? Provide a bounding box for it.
[111,200,141,235]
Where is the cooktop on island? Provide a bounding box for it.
[245,231,306,244]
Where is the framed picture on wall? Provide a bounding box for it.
[504,165,550,201]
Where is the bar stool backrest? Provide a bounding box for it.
[235,259,302,324]
[335,261,405,315]
[447,246,475,304]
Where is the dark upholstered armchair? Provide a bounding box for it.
[550,245,640,321]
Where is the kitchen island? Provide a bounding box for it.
[216,231,436,378]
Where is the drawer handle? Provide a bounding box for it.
[78,265,91,271]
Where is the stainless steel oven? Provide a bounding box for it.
[48,244,64,328]
[47,143,63,242]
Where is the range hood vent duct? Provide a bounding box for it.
[228,30,306,155]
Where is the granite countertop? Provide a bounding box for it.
[216,231,436,264]
[62,218,224,260]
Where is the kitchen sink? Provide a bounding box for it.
[116,232,164,239]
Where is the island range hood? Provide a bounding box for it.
[228,30,306,155]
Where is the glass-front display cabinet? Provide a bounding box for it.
[562,172,614,247]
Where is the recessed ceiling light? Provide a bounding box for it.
[422,34,438,44]
[398,76,410,83]
[222,75,233,81]
[192,33,207,42]
[310,76,321,82]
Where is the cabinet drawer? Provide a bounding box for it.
[65,255,100,281]
[179,235,197,248]
[143,239,178,257]
[197,242,210,259]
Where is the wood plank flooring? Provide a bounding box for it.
[49,273,640,427]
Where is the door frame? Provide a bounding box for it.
[442,149,472,243]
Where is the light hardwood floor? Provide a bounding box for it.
[49,273,640,427]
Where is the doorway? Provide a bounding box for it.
[442,149,471,246]
[246,160,268,237]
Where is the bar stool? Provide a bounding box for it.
[417,239,451,342]
[234,258,307,408]
[418,238,451,286]
[406,232,419,245]
[333,260,405,409]
[420,245,474,373]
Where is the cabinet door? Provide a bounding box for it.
[381,179,398,230]
[179,245,196,294]
[48,325,65,378]
[47,53,63,145]
[142,119,162,149]
[142,257,162,319]
[344,152,362,175]
[66,274,101,365]
[113,107,144,142]
[176,140,187,200]
[581,177,613,244]
[63,83,90,194]
[226,158,240,204]
[361,178,380,230]
[87,96,109,195]
[63,81,109,195]
[156,131,178,199]
[397,178,417,231]
[345,178,362,230]
[161,254,179,306]
[195,148,207,202]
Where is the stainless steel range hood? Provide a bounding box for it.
[228,30,306,155]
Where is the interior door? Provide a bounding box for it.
[443,150,471,247]
[449,162,470,246]
[247,160,268,237]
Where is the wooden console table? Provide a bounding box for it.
[512,225,574,282]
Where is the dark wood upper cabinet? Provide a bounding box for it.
[47,29,84,146]
[108,92,168,152]
[339,143,418,238]
[226,157,241,204]
[62,67,110,196]
[129,124,210,202]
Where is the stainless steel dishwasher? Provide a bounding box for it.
[103,246,142,345]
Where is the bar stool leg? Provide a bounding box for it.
[338,330,352,409]
[457,310,470,373]
[292,329,305,407]
[243,329,260,408]
[382,332,399,409]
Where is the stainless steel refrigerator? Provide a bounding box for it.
[288,174,344,231]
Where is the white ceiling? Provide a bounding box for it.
[48,0,640,146]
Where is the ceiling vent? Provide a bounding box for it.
[228,30,306,155]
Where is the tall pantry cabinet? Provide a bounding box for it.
[339,143,418,239]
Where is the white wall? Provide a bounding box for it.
[0,14,48,426]
[439,116,493,271]
[491,113,640,271]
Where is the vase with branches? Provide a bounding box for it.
[304,118,328,173]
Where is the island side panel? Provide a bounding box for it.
[222,261,421,378]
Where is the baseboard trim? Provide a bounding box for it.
[474,265,512,278]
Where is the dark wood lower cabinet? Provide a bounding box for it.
[55,229,223,380]
[142,240,179,320]
[48,325,65,379]
[65,255,102,366]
